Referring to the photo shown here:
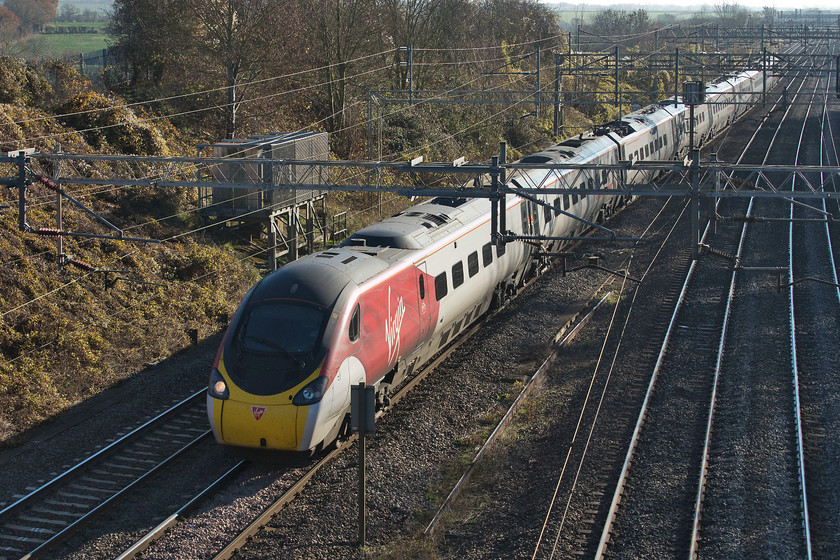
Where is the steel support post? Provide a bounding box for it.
[408,44,414,106]
[287,208,298,262]
[499,142,506,242]
[491,156,499,246]
[674,49,680,108]
[16,152,27,232]
[763,48,767,106]
[53,146,63,261]
[614,46,620,111]
[691,148,701,260]
[761,24,765,53]
[535,45,541,118]
[709,152,719,235]
[357,383,367,546]
[268,216,278,271]
[836,55,839,98]
[553,53,563,138]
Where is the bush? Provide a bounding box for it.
[56,90,168,155]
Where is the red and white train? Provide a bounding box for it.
[207,66,778,452]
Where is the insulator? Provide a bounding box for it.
[35,175,62,193]
[33,227,62,237]
[67,258,95,271]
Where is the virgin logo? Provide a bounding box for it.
[252,406,266,420]
[385,286,406,365]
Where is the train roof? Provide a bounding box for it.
[342,196,488,251]
[252,249,390,308]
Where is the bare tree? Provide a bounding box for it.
[112,0,299,139]
[588,8,655,50]
[714,0,749,28]
[760,6,777,25]
[382,0,473,90]
[182,0,289,138]
[306,0,380,154]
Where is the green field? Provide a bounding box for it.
[16,32,110,60]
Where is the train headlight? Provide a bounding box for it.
[208,368,230,400]
[292,376,328,405]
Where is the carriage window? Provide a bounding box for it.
[452,261,464,289]
[482,243,493,267]
[467,252,479,277]
[587,178,594,189]
[579,183,586,200]
[563,193,571,209]
[543,203,552,224]
[349,304,360,342]
[554,197,562,216]
[434,272,448,300]
[497,242,506,257]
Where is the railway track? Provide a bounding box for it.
[0,390,211,559]
[516,45,811,559]
[692,52,837,559]
[784,51,840,558]
[588,44,832,559]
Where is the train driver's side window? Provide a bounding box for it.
[418,275,425,299]
[349,303,360,342]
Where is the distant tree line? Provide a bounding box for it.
[55,4,109,23]
[109,0,560,157]
[0,0,58,34]
[581,2,779,51]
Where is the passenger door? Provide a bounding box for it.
[415,262,431,341]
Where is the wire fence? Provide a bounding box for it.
[64,45,128,87]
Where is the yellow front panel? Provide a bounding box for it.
[221,400,300,450]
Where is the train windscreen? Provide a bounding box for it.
[226,301,328,395]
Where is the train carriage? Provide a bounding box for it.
[208,65,778,452]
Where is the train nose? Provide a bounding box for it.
[219,401,301,450]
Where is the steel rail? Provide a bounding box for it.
[0,389,205,522]
[424,291,613,536]
[596,42,813,560]
[21,430,212,559]
[686,44,817,560]
[786,68,822,560]
[114,460,249,560]
[686,197,753,559]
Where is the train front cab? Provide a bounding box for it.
[206,261,360,453]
